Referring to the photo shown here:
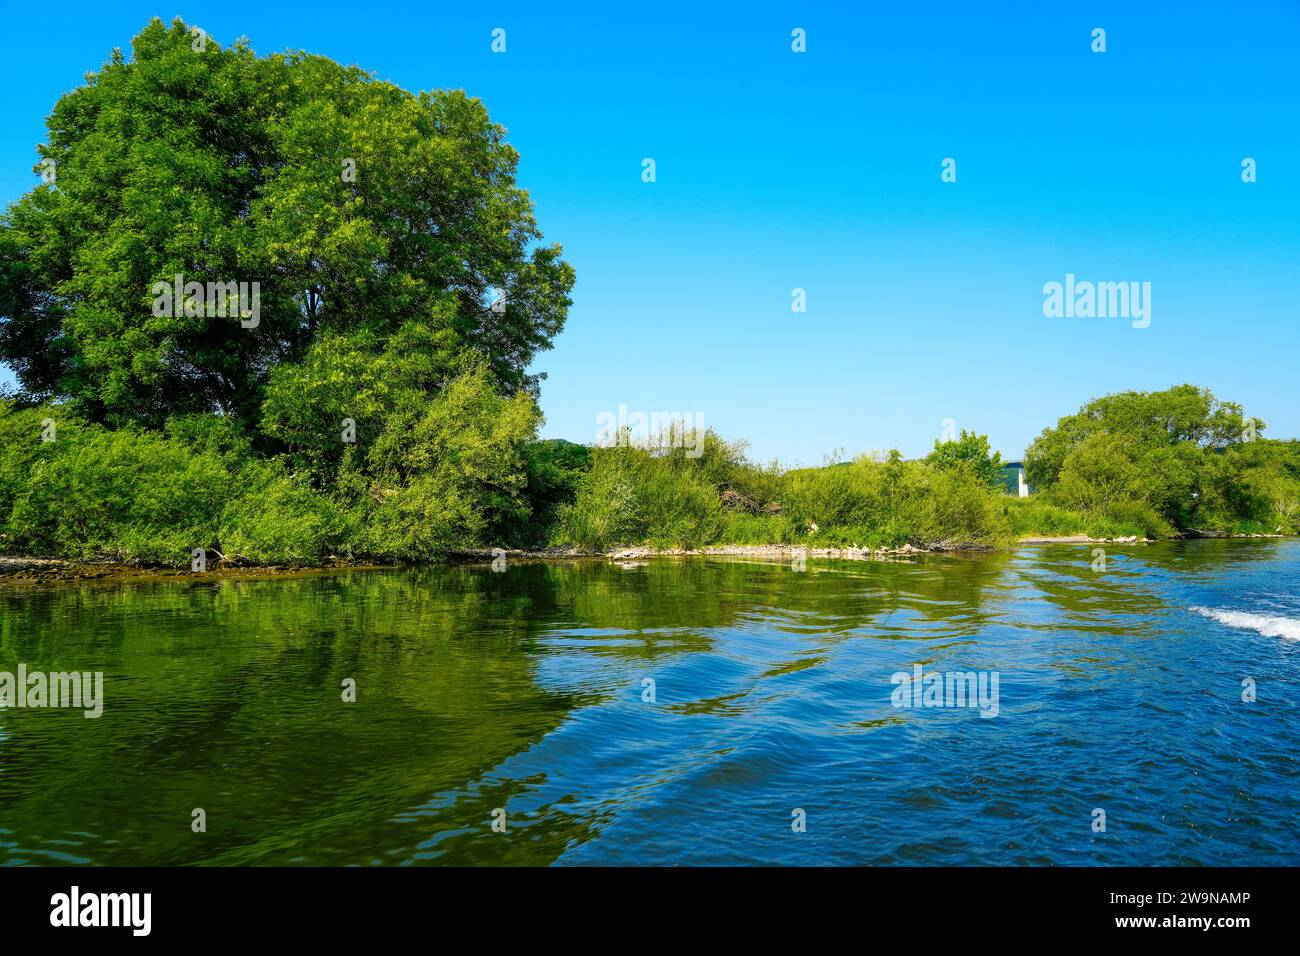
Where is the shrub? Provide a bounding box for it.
[553,444,1013,553]
[553,450,647,551]
[4,420,232,564]
[641,466,722,550]
[496,439,590,548]
[927,430,1005,488]
[218,462,342,564]
[1004,498,1089,536]
[359,364,540,557]
[0,402,57,536]
[1100,499,1175,539]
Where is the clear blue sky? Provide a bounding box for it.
[2,1,1297,464]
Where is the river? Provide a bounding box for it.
[1,540,1297,865]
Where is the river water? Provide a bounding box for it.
[1,540,1297,865]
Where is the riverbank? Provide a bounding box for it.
[10,533,1290,584]
[356,532,1290,565]
[0,544,996,583]
[0,555,395,585]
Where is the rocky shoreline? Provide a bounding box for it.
[2,533,1290,584]
[451,536,1164,563]
[0,543,967,583]
[0,555,392,585]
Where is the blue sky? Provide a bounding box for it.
[2,1,1297,464]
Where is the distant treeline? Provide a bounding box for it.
[550,384,1300,552]
[2,384,1297,565]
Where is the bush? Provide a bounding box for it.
[0,402,55,533]
[555,443,1012,552]
[1099,499,1175,539]
[641,466,722,550]
[496,439,589,548]
[0,365,546,565]
[716,512,797,545]
[3,416,232,564]
[555,441,727,551]
[5,385,1292,565]
[358,364,540,558]
[777,455,1011,548]
[920,464,1014,547]
[1004,498,1089,536]
[218,462,343,564]
[553,450,648,551]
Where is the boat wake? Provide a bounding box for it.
[1190,606,1300,641]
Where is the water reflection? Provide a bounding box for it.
[0,540,1296,865]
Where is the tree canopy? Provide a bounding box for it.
[926,429,1005,488]
[1024,384,1297,533]
[0,17,574,428]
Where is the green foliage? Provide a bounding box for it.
[1090,501,1175,540]
[1004,498,1089,537]
[0,17,573,427]
[775,453,1011,547]
[218,462,342,565]
[557,442,1012,552]
[502,439,590,547]
[1024,384,1256,490]
[1024,384,1294,535]
[2,386,1294,564]
[927,430,1004,488]
[0,402,55,527]
[554,441,724,552]
[641,467,723,550]
[0,21,581,567]
[163,412,254,463]
[1051,433,1145,513]
[554,448,648,551]
[356,364,541,558]
[258,311,462,483]
[0,365,546,564]
[715,512,798,545]
[1,408,231,564]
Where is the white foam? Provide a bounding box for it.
[1190,606,1300,641]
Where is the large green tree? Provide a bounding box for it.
[1022,384,1287,531]
[0,18,574,428]
[1024,385,1257,489]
